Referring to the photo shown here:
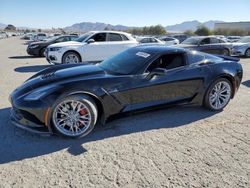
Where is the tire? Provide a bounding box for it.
[62,51,81,64]
[40,47,46,57]
[245,48,250,58]
[51,94,98,138]
[222,49,230,56]
[203,78,232,111]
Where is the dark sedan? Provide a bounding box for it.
[27,35,78,57]
[10,46,243,138]
[178,36,232,56]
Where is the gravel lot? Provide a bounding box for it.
[0,37,249,188]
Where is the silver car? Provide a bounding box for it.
[231,36,250,57]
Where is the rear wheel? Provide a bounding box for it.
[245,48,250,58]
[40,47,46,57]
[204,78,232,111]
[51,95,98,138]
[62,51,81,64]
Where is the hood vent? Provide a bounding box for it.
[41,72,55,79]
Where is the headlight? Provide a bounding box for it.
[49,47,62,51]
[24,85,58,101]
[29,45,39,49]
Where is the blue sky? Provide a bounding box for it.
[0,0,250,28]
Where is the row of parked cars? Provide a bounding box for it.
[25,31,250,66]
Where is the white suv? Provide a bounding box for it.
[46,31,138,64]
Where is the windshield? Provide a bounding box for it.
[99,49,155,75]
[182,37,201,45]
[237,36,250,43]
[43,36,59,42]
[76,32,93,42]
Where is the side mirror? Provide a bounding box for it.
[87,39,95,44]
[147,68,166,79]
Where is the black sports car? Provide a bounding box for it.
[9,46,243,138]
[178,36,232,56]
[27,35,78,57]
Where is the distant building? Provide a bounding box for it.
[214,22,250,31]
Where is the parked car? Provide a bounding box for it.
[33,33,47,41]
[179,36,232,56]
[21,33,35,40]
[227,36,241,43]
[138,37,165,44]
[159,36,179,45]
[27,35,79,57]
[231,36,250,57]
[10,46,243,138]
[0,32,8,39]
[45,31,138,64]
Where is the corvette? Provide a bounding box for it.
[9,46,243,138]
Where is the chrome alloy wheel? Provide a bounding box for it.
[65,54,80,64]
[208,81,231,110]
[52,100,92,136]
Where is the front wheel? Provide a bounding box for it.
[203,78,232,111]
[62,51,81,64]
[51,95,98,138]
[245,48,250,58]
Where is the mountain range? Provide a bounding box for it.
[63,20,224,33]
[0,20,224,33]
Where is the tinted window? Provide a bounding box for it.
[187,52,205,64]
[210,37,220,44]
[99,49,155,75]
[200,38,210,45]
[108,33,122,41]
[91,33,107,42]
[140,38,150,43]
[147,54,185,72]
[70,36,78,41]
[55,37,69,42]
[121,34,129,41]
[150,38,158,43]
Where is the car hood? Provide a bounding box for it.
[49,41,84,47]
[29,41,46,46]
[12,65,105,97]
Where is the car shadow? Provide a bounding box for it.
[0,105,218,164]
[242,80,250,88]
[9,56,43,59]
[15,65,52,73]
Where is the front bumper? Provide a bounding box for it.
[45,49,62,65]
[10,107,52,135]
[231,48,245,56]
[26,47,40,56]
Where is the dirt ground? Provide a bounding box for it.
[0,37,249,188]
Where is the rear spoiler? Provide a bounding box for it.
[216,55,240,62]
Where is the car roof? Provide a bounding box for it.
[132,45,187,53]
[90,30,131,35]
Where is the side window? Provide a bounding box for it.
[108,33,123,41]
[200,38,210,45]
[187,52,205,64]
[150,38,157,43]
[219,39,226,43]
[210,37,220,44]
[147,54,185,72]
[140,38,149,43]
[91,33,107,42]
[121,34,129,41]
